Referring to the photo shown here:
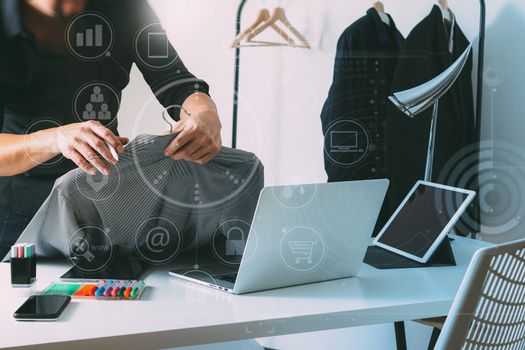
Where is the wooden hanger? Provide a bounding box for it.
[231,8,294,48]
[438,0,449,11]
[437,0,452,22]
[373,1,391,26]
[373,1,385,13]
[243,7,311,49]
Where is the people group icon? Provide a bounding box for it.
[90,86,104,103]
[82,103,96,120]
[81,85,112,121]
[98,103,111,120]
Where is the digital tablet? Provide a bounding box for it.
[60,257,147,281]
[373,181,476,263]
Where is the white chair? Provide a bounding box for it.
[435,238,525,350]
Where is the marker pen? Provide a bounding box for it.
[95,280,111,297]
[112,280,122,297]
[104,280,115,297]
[24,244,33,258]
[90,280,106,296]
[118,280,129,296]
[120,281,131,295]
[131,280,145,299]
[111,280,124,297]
[124,280,138,298]
[28,244,35,257]
[94,286,105,297]
[17,244,25,258]
[117,281,130,297]
[103,280,114,297]
[10,245,17,258]
[110,280,120,297]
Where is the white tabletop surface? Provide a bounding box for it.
[0,236,490,350]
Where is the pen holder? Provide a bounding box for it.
[11,256,36,287]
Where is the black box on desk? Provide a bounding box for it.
[11,256,36,287]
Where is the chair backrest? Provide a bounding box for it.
[435,238,525,350]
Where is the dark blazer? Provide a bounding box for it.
[384,5,475,228]
[320,8,404,233]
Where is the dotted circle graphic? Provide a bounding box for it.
[72,82,120,128]
[436,141,525,237]
[131,80,261,211]
[66,12,114,61]
[172,268,220,314]
[134,23,179,70]
[210,218,254,266]
[75,165,121,202]
[135,217,182,264]
[279,226,326,272]
[66,225,114,273]
[483,64,505,89]
[271,183,318,210]
[324,118,370,167]
[24,118,64,167]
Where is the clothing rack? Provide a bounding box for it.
[231,0,486,151]
[231,0,248,149]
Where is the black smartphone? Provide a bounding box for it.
[13,295,71,321]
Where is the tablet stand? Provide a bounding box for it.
[426,236,456,266]
[364,237,456,270]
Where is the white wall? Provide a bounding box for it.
[120,0,481,188]
[118,1,525,349]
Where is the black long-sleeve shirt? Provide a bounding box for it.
[0,0,209,217]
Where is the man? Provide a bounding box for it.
[0,0,222,256]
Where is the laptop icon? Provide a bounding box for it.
[330,131,358,153]
[170,179,389,294]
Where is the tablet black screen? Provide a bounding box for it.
[377,184,469,258]
[61,257,146,280]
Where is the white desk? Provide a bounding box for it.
[0,236,490,350]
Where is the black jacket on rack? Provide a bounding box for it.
[384,5,475,230]
[320,8,404,233]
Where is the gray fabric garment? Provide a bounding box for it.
[4,134,264,264]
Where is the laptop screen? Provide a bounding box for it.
[376,183,470,258]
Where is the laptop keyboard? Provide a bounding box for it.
[216,273,238,283]
[364,246,426,269]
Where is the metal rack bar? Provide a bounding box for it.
[231,0,248,149]
[231,0,486,156]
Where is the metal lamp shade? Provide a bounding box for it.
[389,45,472,118]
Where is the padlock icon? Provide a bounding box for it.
[225,227,246,256]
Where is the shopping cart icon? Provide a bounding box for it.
[288,240,317,264]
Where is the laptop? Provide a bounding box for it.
[364,181,476,269]
[169,179,389,294]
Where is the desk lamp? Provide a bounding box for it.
[388,45,472,181]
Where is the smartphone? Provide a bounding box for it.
[13,295,71,321]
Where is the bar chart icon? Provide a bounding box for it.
[76,24,103,47]
[66,13,113,60]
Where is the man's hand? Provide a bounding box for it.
[55,121,128,175]
[164,110,222,164]
[164,100,222,165]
